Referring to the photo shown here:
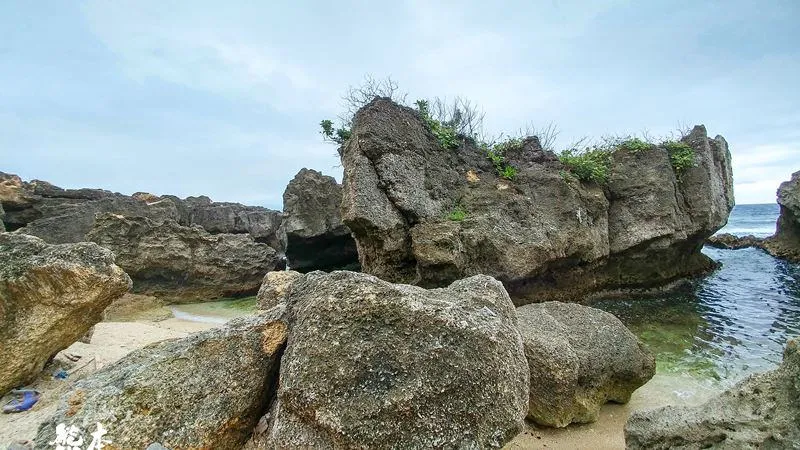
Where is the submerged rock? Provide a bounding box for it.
[261,271,529,449]
[35,310,288,450]
[87,213,281,302]
[0,233,131,394]
[706,233,765,250]
[625,340,800,449]
[340,99,734,302]
[282,168,358,272]
[517,302,655,427]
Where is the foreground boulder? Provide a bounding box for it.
[341,99,734,303]
[282,168,358,271]
[0,201,5,231]
[625,340,799,449]
[517,302,655,427]
[260,271,529,448]
[36,310,288,450]
[87,213,281,302]
[0,233,131,394]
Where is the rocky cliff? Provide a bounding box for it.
[282,168,358,271]
[761,171,800,261]
[86,214,281,302]
[0,172,285,253]
[706,170,800,262]
[340,98,734,303]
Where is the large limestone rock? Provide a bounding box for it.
[261,271,529,449]
[87,213,281,302]
[0,172,286,255]
[35,310,288,450]
[256,270,302,310]
[517,302,655,427]
[340,99,734,303]
[625,340,800,449]
[180,195,286,253]
[0,233,131,394]
[762,171,800,261]
[282,168,358,271]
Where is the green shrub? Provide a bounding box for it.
[320,119,351,145]
[617,137,652,153]
[486,148,518,180]
[415,99,460,149]
[448,204,467,221]
[662,141,696,174]
[558,147,612,184]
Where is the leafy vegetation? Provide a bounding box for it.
[486,145,519,180]
[448,204,467,221]
[662,140,696,174]
[558,147,613,184]
[415,100,460,149]
[320,119,351,145]
[617,137,652,153]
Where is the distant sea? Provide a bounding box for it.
[717,203,779,238]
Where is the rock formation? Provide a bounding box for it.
[705,171,800,262]
[0,202,5,232]
[340,99,734,303]
[760,171,800,261]
[36,310,287,450]
[259,271,529,449]
[86,213,281,302]
[282,168,359,271]
[0,172,285,254]
[516,302,655,427]
[625,339,799,449]
[0,233,131,394]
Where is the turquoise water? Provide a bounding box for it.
[595,204,800,386]
[169,296,257,324]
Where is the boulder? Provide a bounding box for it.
[0,233,131,394]
[340,98,734,303]
[282,168,358,271]
[256,270,302,310]
[35,310,288,450]
[625,340,800,449]
[86,213,281,302]
[0,202,5,232]
[761,171,800,261]
[516,302,655,427]
[261,271,529,449]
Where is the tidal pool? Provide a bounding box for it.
[594,245,800,388]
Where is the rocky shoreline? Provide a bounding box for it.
[1,96,798,449]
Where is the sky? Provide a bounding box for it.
[1,1,798,209]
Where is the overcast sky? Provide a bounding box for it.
[1,1,798,209]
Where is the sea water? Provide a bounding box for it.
[595,203,800,387]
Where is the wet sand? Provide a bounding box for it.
[505,374,720,449]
